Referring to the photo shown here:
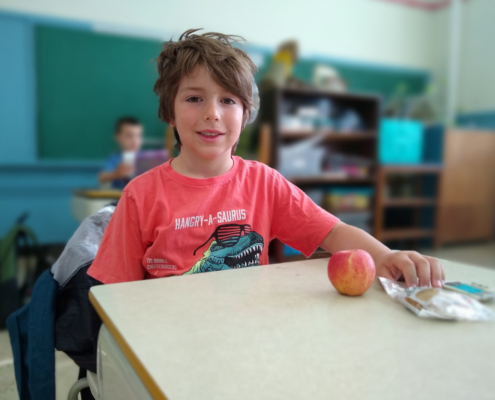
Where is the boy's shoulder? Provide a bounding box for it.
[236,157,279,179]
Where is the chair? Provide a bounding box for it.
[68,371,99,400]
[7,202,117,400]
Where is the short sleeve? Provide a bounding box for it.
[87,191,146,284]
[269,171,339,257]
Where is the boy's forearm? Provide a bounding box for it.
[320,222,393,265]
[99,171,115,184]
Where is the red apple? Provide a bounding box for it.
[327,250,376,296]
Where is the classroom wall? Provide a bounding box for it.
[457,0,495,128]
[0,163,99,244]
[2,1,490,243]
[1,0,437,70]
[411,0,495,127]
[0,5,435,244]
[0,15,37,164]
[458,0,495,114]
[426,7,450,121]
[432,0,495,129]
[0,13,97,243]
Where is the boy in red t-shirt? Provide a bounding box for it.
[88,29,444,288]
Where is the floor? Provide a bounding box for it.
[0,336,79,400]
[1,241,495,399]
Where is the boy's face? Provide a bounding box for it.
[170,64,244,160]
[116,124,143,152]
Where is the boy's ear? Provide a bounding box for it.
[168,119,175,128]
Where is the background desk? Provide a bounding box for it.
[71,190,121,222]
[90,258,495,400]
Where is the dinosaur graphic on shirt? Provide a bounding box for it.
[183,224,264,275]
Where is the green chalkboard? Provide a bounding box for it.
[36,26,166,160]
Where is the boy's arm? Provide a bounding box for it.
[98,163,133,184]
[98,170,117,184]
[320,222,444,288]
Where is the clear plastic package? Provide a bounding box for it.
[443,281,495,302]
[379,277,495,321]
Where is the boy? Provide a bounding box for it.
[98,117,143,189]
[89,29,444,290]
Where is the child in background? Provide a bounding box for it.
[98,117,143,189]
[90,29,444,288]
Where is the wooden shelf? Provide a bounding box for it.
[380,229,435,241]
[280,130,376,141]
[383,198,437,207]
[289,175,375,185]
[374,165,443,248]
[380,164,443,174]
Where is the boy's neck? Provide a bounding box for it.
[171,150,234,179]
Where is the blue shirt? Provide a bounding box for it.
[102,153,130,189]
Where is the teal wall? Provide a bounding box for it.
[0,14,37,163]
[0,12,96,243]
[0,163,99,243]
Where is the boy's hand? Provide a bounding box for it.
[376,251,444,288]
[321,223,445,288]
[114,163,134,179]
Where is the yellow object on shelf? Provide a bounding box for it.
[324,190,373,212]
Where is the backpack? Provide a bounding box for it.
[0,214,38,328]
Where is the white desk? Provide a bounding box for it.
[71,190,121,223]
[89,258,495,400]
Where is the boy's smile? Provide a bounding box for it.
[196,128,225,143]
[170,64,244,165]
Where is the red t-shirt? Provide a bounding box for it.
[88,156,339,284]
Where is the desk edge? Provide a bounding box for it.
[89,289,169,400]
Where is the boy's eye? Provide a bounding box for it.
[221,98,236,105]
[186,96,202,102]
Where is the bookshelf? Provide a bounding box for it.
[259,86,380,263]
[373,164,443,248]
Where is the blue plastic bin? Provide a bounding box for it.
[379,119,423,164]
[283,245,301,256]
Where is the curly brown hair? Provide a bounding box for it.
[153,29,257,151]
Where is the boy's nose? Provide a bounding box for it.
[203,101,220,122]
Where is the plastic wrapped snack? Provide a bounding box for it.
[379,278,495,321]
[443,281,495,302]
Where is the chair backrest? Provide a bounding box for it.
[7,202,117,400]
